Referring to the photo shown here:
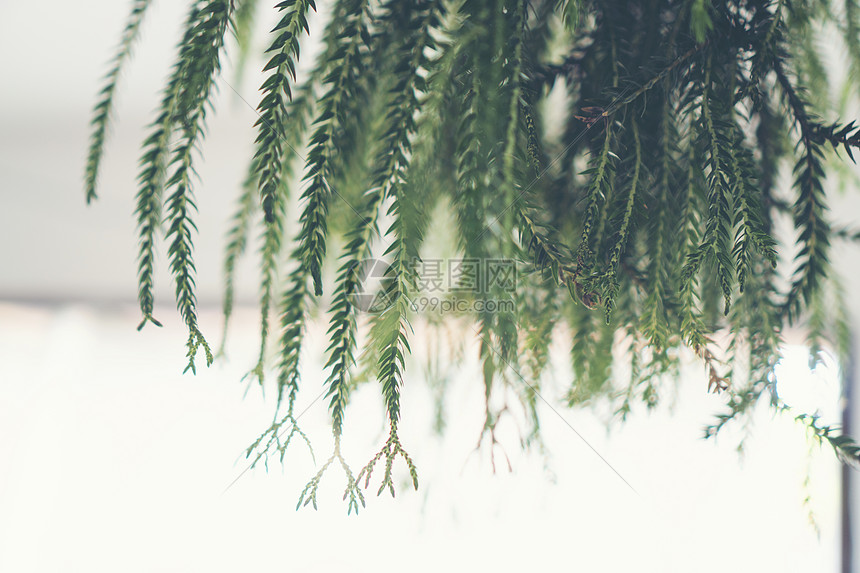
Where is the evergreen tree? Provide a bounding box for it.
[86,0,860,511]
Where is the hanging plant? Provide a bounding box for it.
[86,0,860,512]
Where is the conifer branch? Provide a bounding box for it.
[274,258,309,408]
[795,412,860,468]
[729,129,777,293]
[574,124,614,286]
[255,0,314,225]
[323,191,383,437]
[231,0,261,86]
[160,0,234,371]
[134,3,208,331]
[450,22,506,407]
[600,120,642,322]
[298,0,370,297]
[357,421,419,497]
[640,92,676,351]
[323,0,436,443]
[678,142,722,389]
[359,45,436,487]
[297,436,365,514]
[682,55,735,314]
[486,0,527,368]
[243,0,316,384]
[244,249,316,471]
[84,0,152,204]
[773,55,831,322]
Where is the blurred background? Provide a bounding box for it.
[0,1,856,571]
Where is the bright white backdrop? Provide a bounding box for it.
[0,303,842,572]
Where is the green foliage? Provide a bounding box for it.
[162,0,233,372]
[248,0,315,384]
[87,0,860,511]
[85,0,152,204]
[132,0,234,371]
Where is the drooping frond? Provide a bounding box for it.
[256,0,314,225]
[161,0,235,373]
[358,199,421,498]
[135,2,209,332]
[773,51,831,323]
[231,0,262,86]
[247,0,316,384]
[682,53,737,316]
[84,0,152,204]
[297,0,370,297]
[351,0,440,497]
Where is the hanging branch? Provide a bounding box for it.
[353,0,439,498]
[246,0,315,384]
[84,0,152,204]
[134,3,208,332]
[598,119,642,322]
[297,0,370,297]
[773,54,831,323]
[682,54,736,316]
[574,122,615,292]
[639,83,678,353]
[162,0,234,373]
[231,0,262,86]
